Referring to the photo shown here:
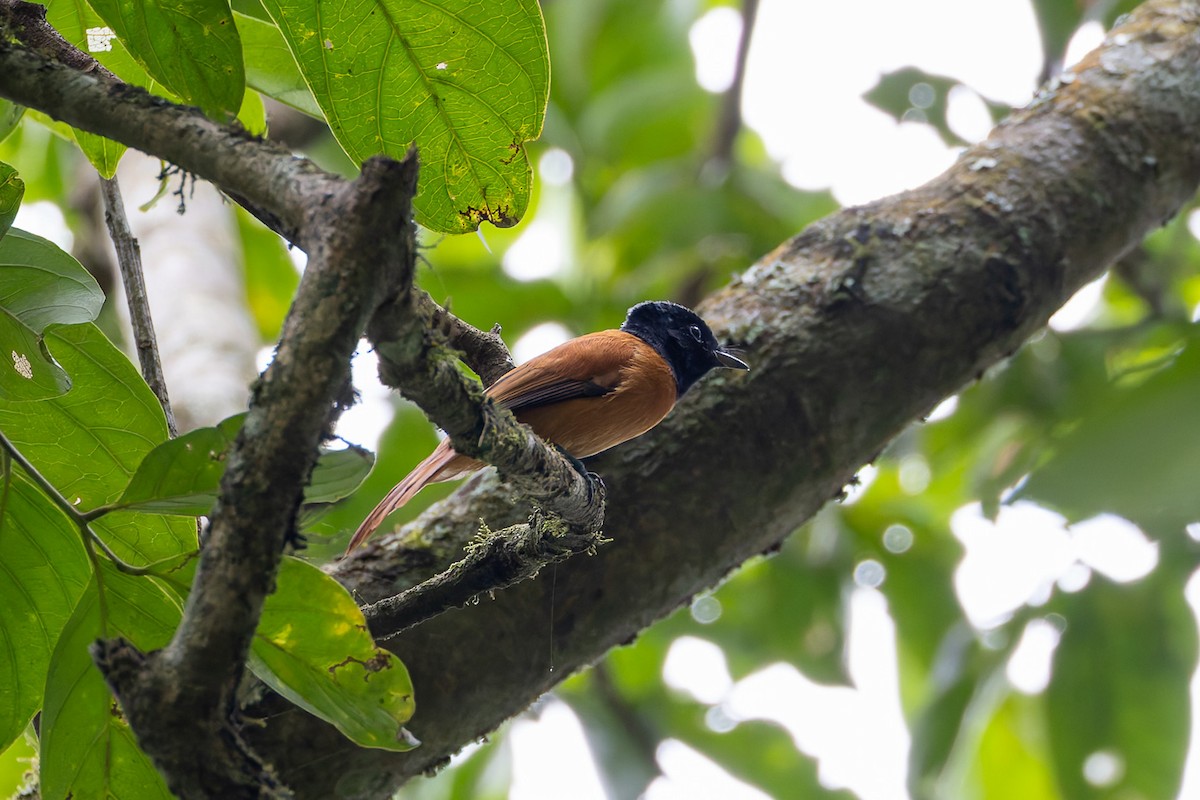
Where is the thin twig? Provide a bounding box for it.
[0,429,164,574]
[99,176,178,436]
[416,290,515,385]
[710,0,760,167]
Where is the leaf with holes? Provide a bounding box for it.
[249,556,418,751]
[260,0,548,233]
[0,323,195,564]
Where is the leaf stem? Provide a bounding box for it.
[0,427,87,525]
[86,527,157,576]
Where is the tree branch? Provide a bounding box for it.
[710,0,760,167]
[363,507,608,639]
[415,290,515,385]
[99,175,177,436]
[247,2,1200,794]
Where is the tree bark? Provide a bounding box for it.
[250,2,1200,795]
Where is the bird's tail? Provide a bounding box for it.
[345,440,464,554]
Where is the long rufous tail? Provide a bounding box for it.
[345,440,464,554]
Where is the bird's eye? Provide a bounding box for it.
[688,324,703,342]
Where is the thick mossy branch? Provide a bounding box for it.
[363,505,610,639]
[245,4,1200,795]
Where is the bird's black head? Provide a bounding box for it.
[620,301,749,396]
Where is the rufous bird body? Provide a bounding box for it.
[347,301,748,552]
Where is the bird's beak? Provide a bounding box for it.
[714,349,749,370]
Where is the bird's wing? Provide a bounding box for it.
[486,331,637,412]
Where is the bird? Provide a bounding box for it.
[346,301,749,552]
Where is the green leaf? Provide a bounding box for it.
[0,161,21,238]
[70,130,126,180]
[39,564,179,800]
[112,410,372,515]
[0,324,164,507]
[0,101,24,145]
[974,694,1058,800]
[42,0,156,174]
[234,205,300,340]
[249,556,418,751]
[0,324,194,563]
[0,310,71,400]
[113,415,243,515]
[1046,573,1196,800]
[908,628,1008,799]
[0,229,103,399]
[0,472,91,754]
[236,11,322,118]
[0,230,103,330]
[0,730,36,798]
[305,445,374,504]
[1019,334,1200,532]
[25,110,127,179]
[260,0,549,233]
[85,0,245,119]
[237,88,269,137]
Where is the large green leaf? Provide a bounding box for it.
[0,229,103,399]
[39,564,179,800]
[1046,573,1196,800]
[0,324,164,507]
[260,0,549,233]
[0,230,103,330]
[0,161,21,238]
[43,0,152,174]
[1019,334,1200,532]
[110,410,372,515]
[248,556,418,751]
[113,414,244,515]
[0,472,91,754]
[0,323,194,562]
[85,0,245,119]
[236,11,322,118]
[304,445,374,504]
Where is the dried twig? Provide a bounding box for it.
[99,175,178,436]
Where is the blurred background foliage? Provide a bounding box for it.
[3,0,1200,797]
